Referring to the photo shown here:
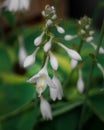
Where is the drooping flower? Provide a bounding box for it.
[64,35,77,41]
[27,57,56,96]
[57,42,82,61]
[34,32,44,46]
[70,59,78,69]
[50,73,63,101]
[86,36,93,43]
[44,37,53,52]
[46,19,53,27]
[49,51,59,70]
[24,47,40,68]
[18,36,27,67]
[77,69,84,93]
[3,0,30,12]
[40,96,52,120]
[56,25,65,34]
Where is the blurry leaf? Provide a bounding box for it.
[1,104,39,130]
[0,83,35,117]
[0,73,26,84]
[0,48,12,72]
[52,100,83,117]
[35,106,81,130]
[88,91,104,122]
[2,11,16,27]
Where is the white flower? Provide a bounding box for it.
[56,25,65,34]
[40,96,52,120]
[64,35,77,41]
[44,37,53,52]
[71,59,78,69]
[97,63,104,78]
[3,0,30,12]
[85,25,90,29]
[57,42,82,61]
[34,32,44,46]
[77,69,84,93]
[52,14,57,20]
[50,74,63,101]
[18,36,27,67]
[27,57,56,96]
[24,47,39,68]
[46,19,53,27]
[90,42,104,54]
[49,51,58,70]
[80,29,85,34]
[86,36,93,43]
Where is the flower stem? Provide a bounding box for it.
[78,21,104,130]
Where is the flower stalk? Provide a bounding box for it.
[78,21,104,130]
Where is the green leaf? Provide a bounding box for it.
[88,91,104,122]
[0,83,35,117]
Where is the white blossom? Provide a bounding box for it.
[24,47,39,68]
[44,37,53,52]
[64,35,77,41]
[18,36,27,67]
[86,36,93,43]
[77,69,84,93]
[57,42,82,61]
[40,96,52,120]
[56,25,65,34]
[34,32,44,46]
[46,19,53,27]
[52,14,57,20]
[27,57,56,96]
[50,74,63,101]
[80,29,86,34]
[71,59,78,69]
[49,51,59,70]
[3,0,30,12]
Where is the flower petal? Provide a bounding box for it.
[40,96,52,120]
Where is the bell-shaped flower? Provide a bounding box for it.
[97,63,104,78]
[77,69,84,93]
[34,32,44,46]
[40,96,52,120]
[71,59,78,69]
[50,73,63,101]
[52,14,57,20]
[3,0,30,12]
[46,19,53,27]
[57,42,82,61]
[18,36,27,67]
[49,51,59,70]
[44,37,53,52]
[24,47,39,68]
[86,36,93,43]
[64,34,77,41]
[89,30,95,36]
[27,57,56,96]
[56,25,65,34]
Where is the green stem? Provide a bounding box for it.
[78,21,104,130]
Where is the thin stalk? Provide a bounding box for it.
[78,21,104,130]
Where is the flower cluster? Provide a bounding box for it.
[24,5,82,119]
